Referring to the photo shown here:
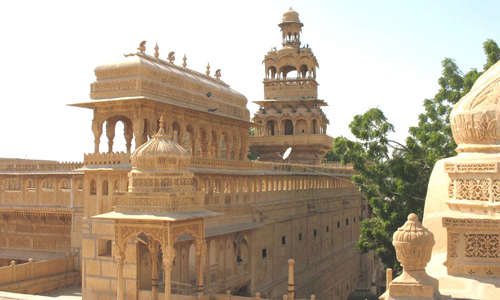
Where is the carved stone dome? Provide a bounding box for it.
[282,8,300,23]
[130,116,191,171]
[450,60,500,153]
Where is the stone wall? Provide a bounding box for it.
[0,256,78,294]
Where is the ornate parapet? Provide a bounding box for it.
[263,78,317,100]
[83,152,131,166]
[190,157,253,170]
[0,159,82,172]
[113,191,203,211]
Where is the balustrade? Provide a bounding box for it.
[263,78,317,99]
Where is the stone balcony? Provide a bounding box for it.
[263,78,318,99]
[249,134,334,164]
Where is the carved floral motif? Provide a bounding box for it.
[465,234,499,258]
[452,179,489,201]
[452,112,499,144]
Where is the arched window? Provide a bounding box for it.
[77,180,83,191]
[284,120,293,135]
[90,179,97,195]
[266,120,276,136]
[296,119,308,134]
[312,119,318,134]
[42,178,54,190]
[114,180,119,192]
[26,179,35,190]
[60,179,70,190]
[102,180,109,196]
[3,178,21,191]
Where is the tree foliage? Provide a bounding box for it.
[327,39,500,271]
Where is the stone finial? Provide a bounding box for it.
[138,41,146,53]
[182,54,187,68]
[168,51,175,64]
[215,69,221,80]
[386,213,439,299]
[154,43,159,58]
[393,213,434,271]
[206,63,210,76]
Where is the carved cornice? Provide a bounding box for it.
[444,162,497,173]
[443,217,500,229]
[91,79,248,119]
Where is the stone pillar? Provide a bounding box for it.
[124,123,134,154]
[205,131,212,158]
[234,136,241,161]
[114,243,126,300]
[194,137,201,157]
[215,135,222,159]
[92,119,103,153]
[385,213,438,300]
[149,241,159,300]
[287,259,295,300]
[162,245,176,300]
[241,136,249,161]
[133,118,146,150]
[106,121,116,153]
[195,238,206,299]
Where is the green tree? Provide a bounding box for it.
[247,149,260,161]
[333,109,427,270]
[330,39,500,271]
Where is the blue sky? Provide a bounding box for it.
[1,0,499,161]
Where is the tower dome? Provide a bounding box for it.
[282,8,300,23]
[130,116,191,171]
[278,8,304,49]
[450,60,500,153]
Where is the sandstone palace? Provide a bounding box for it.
[0,9,370,300]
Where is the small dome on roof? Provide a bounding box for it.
[131,116,191,171]
[282,8,300,23]
[451,60,500,153]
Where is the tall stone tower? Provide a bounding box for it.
[249,9,333,165]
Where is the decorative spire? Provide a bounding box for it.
[182,54,187,68]
[168,51,175,64]
[215,69,221,80]
[154,116,167,137]
[159,115,165,129]
[154,43,159,58]
[138,41,146,53]
[206,63,210,76]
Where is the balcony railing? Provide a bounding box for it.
[263,78,317,99]
[83,151,353,173]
